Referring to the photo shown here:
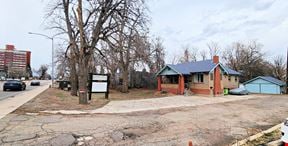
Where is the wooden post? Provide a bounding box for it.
[188,141,193,146]
[157,76,162,91]
[178,75,185,94]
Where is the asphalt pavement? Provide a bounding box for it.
[0,80,49,101]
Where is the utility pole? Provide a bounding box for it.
[28,32,56,86]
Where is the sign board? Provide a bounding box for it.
[91,82,107,92]
[92,75,108,81]
[88,73,109,100]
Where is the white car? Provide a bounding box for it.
[281,118,288,143]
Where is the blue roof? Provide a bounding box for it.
[159,59,240,75]
[223,66,241,75]
[244,76,285,86]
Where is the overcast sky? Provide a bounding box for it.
[0,0,287,71]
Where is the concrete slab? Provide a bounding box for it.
[90,94,264,114]
[41,94,265,115]
[50,134,75,146]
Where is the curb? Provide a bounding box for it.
[267,139,282,146]
[232,123,282,146]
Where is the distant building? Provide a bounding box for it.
[0,44,32,78]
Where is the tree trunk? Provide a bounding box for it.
[70,59,78,96]
[78,58,88,104]
[121,68,129,93]
[110,69,116,89]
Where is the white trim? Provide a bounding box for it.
[156,65,182,76]
[208,63,229,74]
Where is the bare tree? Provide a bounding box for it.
[200,49,207,60]
[271,55,286,81]
[48,0,133,104]
[103,0,149,93]
[147,37,165,73]
[37,64,49,80]
[222,40,270,82]
[177,45,198,63]
[207,41,221,59]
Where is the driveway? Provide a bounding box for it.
[1,94,288,145]
[43,94,265,114]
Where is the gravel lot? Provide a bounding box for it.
[0,94,288,145]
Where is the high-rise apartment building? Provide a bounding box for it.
[0,44,31,78]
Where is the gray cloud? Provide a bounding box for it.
[254,0,276,11]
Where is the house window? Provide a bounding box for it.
[235,76,238,82]
[228,76,231,81]
[194,74,204,83]
[170,75,178,84]
[210,73,213,80]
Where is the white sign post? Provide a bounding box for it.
[89,73,109,100]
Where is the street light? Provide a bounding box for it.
[28,32,55,86]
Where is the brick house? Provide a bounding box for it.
[156,56,240,96]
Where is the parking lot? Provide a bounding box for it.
[0,80,49,101]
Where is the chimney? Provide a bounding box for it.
[213,55,219,64]
[6,44,15,50]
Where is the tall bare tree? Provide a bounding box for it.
[271,55,286,81]
[207,41,221,59]
[222,40,270,82]
[49,0,131,104]
[147,37,165,73]
[200,49,207,61]
[177,45,198,63]
[103,0,149,93]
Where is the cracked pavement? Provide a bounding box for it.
[0,95,288,146]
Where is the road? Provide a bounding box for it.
[0,94,288,145]
[0,80,50,101]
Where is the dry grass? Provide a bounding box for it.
[14,88,174,114]
[14,88,109,114]
[93,89,174,100]
[242,129,282,146]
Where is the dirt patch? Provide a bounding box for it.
[93,89,174,100]
[14,88,109,114]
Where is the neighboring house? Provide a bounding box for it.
[156,56,241,96]
[243,76,286,94]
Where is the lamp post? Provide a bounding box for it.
[28,32,55,86]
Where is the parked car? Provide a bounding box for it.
[281,118,288,143]
[3,80,26,91]
[229,87,249,95]
[30,80,40,86]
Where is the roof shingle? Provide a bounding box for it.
[165,59,240,75]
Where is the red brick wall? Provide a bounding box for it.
[6,45,15,50]
[213,56,222,95]
[162,87,179,94]
[26,51,31,66]
[191,88,210,95]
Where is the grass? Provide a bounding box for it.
[14,88,174,114]
[96,88,174,100]
[243,129,282,146]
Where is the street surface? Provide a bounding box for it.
[0,94,288,145]
[0,80,49,101]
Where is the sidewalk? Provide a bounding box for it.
[43,94,264,114]
[0,84,50,119]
